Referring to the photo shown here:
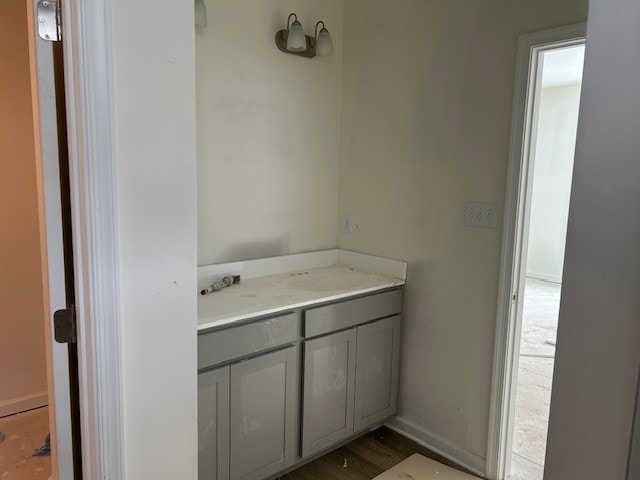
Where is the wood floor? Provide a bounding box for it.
[281,427,477,480]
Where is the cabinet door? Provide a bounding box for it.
[230,346,298,480]
[302,328,357,457]
[198,366,230,480]
[354,315,401,432]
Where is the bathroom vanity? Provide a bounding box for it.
[197,250,406,480]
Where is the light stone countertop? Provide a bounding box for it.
[197,263,405,331]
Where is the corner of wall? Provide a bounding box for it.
[386,416,487,477]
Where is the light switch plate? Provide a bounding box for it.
[342,213,354,234]
[465,202,498,229]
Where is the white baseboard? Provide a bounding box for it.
[525,271,562,284]
[386,416,487,478]
[0,391,48,418]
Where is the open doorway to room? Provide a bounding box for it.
[0,0,52,477]
[1,0,83,478]
[508,43,585,480]
[485,24,588,480]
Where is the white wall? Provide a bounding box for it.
[337,0,588,469]
[196,0,343,265]
[526,85,582,283]
[110,0,197,477]
[544,1,640,478]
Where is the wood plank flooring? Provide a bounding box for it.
[280,427,478,480]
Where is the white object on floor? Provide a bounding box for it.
[373,453,477,479]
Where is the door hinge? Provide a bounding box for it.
[37,0,62,42]
[54,305,76,344]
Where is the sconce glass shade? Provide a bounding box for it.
[315,28,334,57]
[287,20,307,52]
[195,0,207,28]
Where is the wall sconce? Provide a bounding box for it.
[275,13,334,58]
[195,0,208,28]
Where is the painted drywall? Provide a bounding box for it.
[544,0,640,478]
[0,0,48,415]
[110,0,197,477]
[338,0,588,465]
[526,85,582,283]
[196,0,343,265]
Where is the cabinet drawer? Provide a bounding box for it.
[303,289,402,338]
[198,313,299,370]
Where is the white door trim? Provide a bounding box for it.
[629,374,640,480]
[485,23,586,480]
[59,1,124,479]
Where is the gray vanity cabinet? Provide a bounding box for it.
[301,328,357,457]
[198,366,230,480]
[198,287,403,479]
[354,314,401,432]
[229,346,298,480]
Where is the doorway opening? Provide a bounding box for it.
[485,24,587,480]
[509,43,585,480]
[1,0,83,478]
[0,0,53,478]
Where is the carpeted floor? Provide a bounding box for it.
[510,278,560,480]
[0,407,51,479]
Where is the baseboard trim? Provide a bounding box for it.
[525,272,562,284]
[386,416,486,478]
[0,391,48,418]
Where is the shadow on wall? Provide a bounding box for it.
[210,235,291,264]
[395,258,434,408]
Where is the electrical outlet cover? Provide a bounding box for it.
[342,213,354,234]
[465,202,498,229]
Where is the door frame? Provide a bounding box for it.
[629,374,640,480]
[484,23,586,480]
[31,0,124,478]
[26,1,73,476]
[61,1,124,478]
